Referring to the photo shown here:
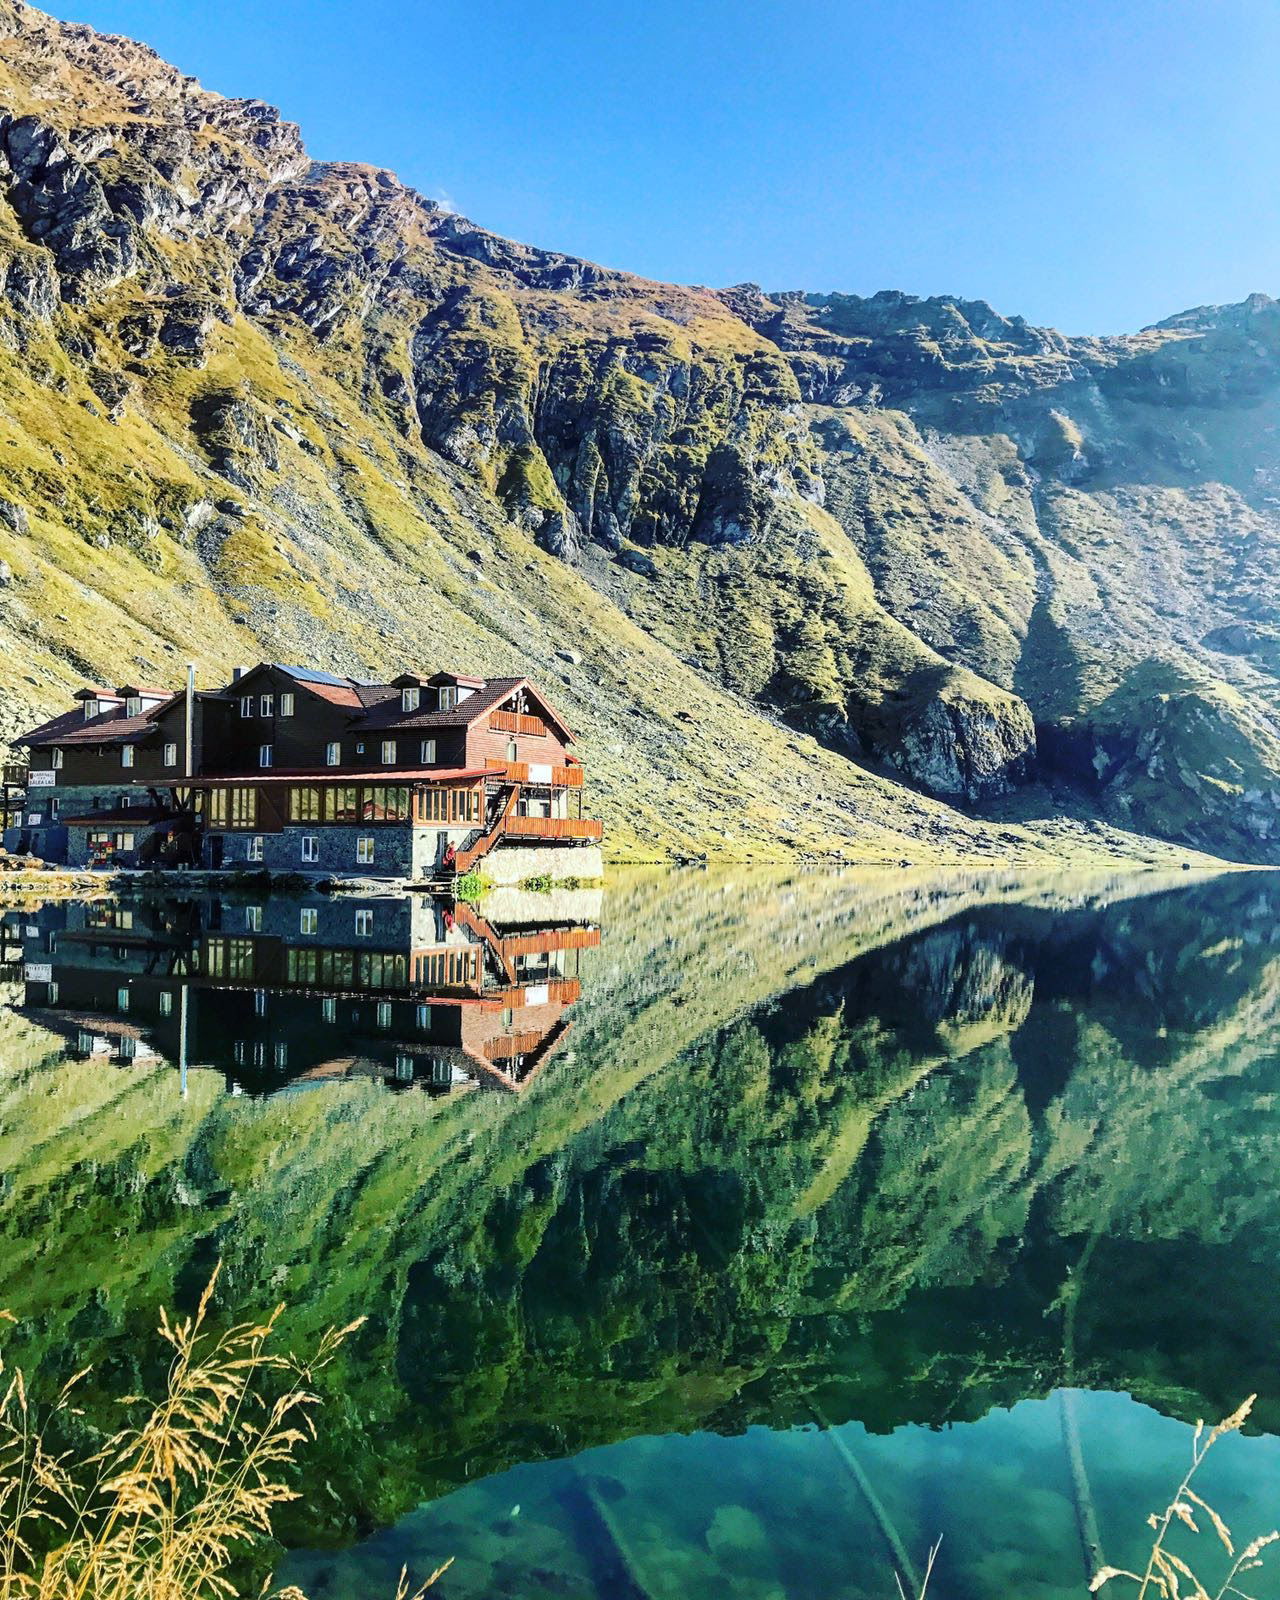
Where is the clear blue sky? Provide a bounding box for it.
[59,0,1280,334]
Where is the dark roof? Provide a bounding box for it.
[17,694,183,748]
[355,677,525,733]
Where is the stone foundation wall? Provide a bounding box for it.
[482,843,604,886]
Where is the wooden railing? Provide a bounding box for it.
[498,927,601,958]
[490,709,547,737]
[504,816,603,842]
[2,764,28,786]
[485,760,582,787]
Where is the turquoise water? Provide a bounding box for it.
[3,868,1280,1597]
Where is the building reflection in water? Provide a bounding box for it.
[6,890,601,1097]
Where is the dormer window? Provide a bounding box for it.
[438,685,457,711]
[401,687,420,713]
[83,699,99,721]
[125,697,142,718]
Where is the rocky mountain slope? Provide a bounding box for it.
[0,0,1275,861]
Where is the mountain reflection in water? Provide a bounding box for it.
[2,867,1280,1600]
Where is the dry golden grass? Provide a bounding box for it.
[0,1269,449,1600]
[1091,1396,1278,1600]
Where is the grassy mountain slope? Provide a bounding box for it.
[0,1,1274,860]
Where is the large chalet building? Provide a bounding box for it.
[8,663,602,882]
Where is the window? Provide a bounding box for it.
[300,836,319,864]
[438,685,458,710]
[356,836,375,865]
[299,907,318,935]
[208,788,258,830]
[83,699,98,720]
[394,1054,414,1082]
[507,740,518,762]
[381,740,396,765]
[274,1042,288,1068]
[119,795,132,809]
[117,986,130,1012]
[245,906,263,932]
[240,696,253,718]
[258,744,273,769]
[159,991,173,1017]
[355,909,374,937]
[125,696,141,717]
[51,747,63,769]
[49,798,59,819]
[401,686,420,713]
[321,997,336,1023]
[415,1003,432,1031]
[376,1000,392,1029]
[233,1041,246,1065]
[253,989,268,1016]
[246,836,264,862]
[325,742,341,766]
[289,786,321,823]
[163,742,178,768]
[419,739,436,764]
[113,831,135,852]
[279,693,295,717]
[260,694,274,717]
[121,746,135,768]
[324,785,359,823]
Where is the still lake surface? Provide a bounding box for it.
[3,867,1280,1598]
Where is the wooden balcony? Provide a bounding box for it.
[490,709,547,737]
[2,763,29,786]
[485,759,582,787]
[504,816,603,843]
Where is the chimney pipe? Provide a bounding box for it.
[184,663,196,780]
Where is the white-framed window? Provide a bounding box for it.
[245,906,263,932]
[279,693,295,717]
[438,685,457,710]
[114,831,135,851]
[381,740,396,765]
[260,694,274,717]
[419,739,436,764]
[233,1041,246,1065]
[163,742,178,767]
[354,909,374,937]
[322,997,336,1023]
[356,836,374,865]
[300,907,318,935]
[121,746,135,768]
[117,986,130,1012]
[119,795,132,808]
[415,1003,431,1030]
[507,740,518,761]
[274,1042,288,1068]
[159,991,173,1017]
[240,696,253,718]
[49,798,59,819]
[51,747,63,769]
[253,989,268,1016]
[83,699,99,720]
[394,1053,414,1081]
[125,696,142,717]
[301,836,319,864]
[376,1000,392,1029]
[401,687,420,713]
[246,836,264,862]
[258,744,273,769]
[326,742,341,766]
